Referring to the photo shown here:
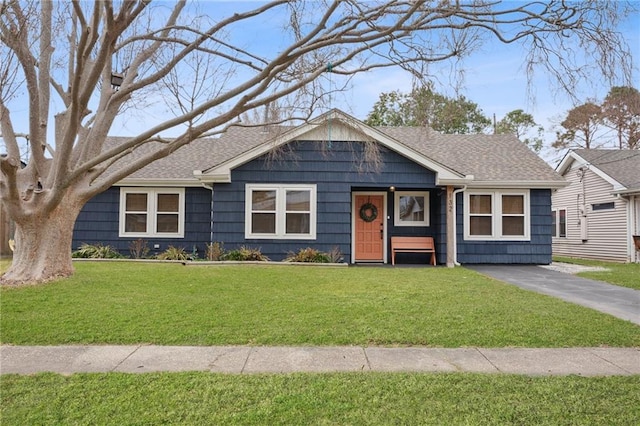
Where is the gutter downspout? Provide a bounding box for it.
[202,183,214,247]
[452,185,467,266]
[616,193,633,262]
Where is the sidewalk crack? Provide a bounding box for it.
[587,348,631,374]
[475,348,501,372]
[208,350,224,370]
[240,347,253,374]
[362,347,372,371]
[111,345,142,372]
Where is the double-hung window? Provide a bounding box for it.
[246,184,316,239]
[464,190,530,240]
[551,208,567,238]
[119,188,184,238]
[467,193,493,237]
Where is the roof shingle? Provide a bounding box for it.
[378,127,562,183]
[573,149,640,191]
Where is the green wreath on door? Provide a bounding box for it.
[359,202,378,223]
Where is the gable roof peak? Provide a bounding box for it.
[558,149,640,192]
[197,109,468,184]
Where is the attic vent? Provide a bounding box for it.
[591,202,615,211]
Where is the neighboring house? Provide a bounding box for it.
[552,149,640,263]
[73,109,565,264]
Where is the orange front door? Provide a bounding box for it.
[354,194,385,261]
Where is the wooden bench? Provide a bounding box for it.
[391,236,436,266]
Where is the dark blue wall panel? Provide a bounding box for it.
[212,140,439,262]
[73,186,212,257]
[455,189,552,264]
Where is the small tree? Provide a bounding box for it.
[601,86,640,149]
[553,102,604,150]
[495,109,544,153]
[365,85,491,134]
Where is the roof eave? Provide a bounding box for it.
[467,180,568,189]
[437,175,475,186]
[116,178,203,187]
[555,150,584,175]
[612,187,640,196]
[194,169,231,183]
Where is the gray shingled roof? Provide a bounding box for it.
[199,126,294,171]
[378,127,563,183]
[112,117,563,185]
[573,149,640,191]
[108,133,262,181]
[119,137,213,180]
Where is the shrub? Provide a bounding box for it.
[285,247,331,263]
[190,245,199,261]
[327,246,344,263]
[157,246,189,261]
[206,242,225,261]
[223,246,269,261]
[128,239,150,259]
[72,243,124,259]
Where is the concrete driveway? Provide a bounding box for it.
[466,264,640,325]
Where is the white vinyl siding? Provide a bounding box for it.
[552,164,629,262]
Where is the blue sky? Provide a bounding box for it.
[2,1,639,164]
[209,1,639,162]
[336,9,639,163]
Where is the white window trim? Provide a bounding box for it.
[119,187,185,238]
[464,189,530,241]
[394,191,430,227]
[552,207,567,238]
[245,184,317,240]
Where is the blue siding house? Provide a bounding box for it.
[73,110,566,264]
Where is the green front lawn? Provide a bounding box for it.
[553,256,640,290]
[2,372,639,425]
[2,261,638,347]
[2,261,639,424]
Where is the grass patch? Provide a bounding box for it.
[1,262,639,347]
[2,372,639,425]
[553,256,640,290]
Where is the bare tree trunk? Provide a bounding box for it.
[1,201,83,286]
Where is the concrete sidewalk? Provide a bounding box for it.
[2,345,639,376]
